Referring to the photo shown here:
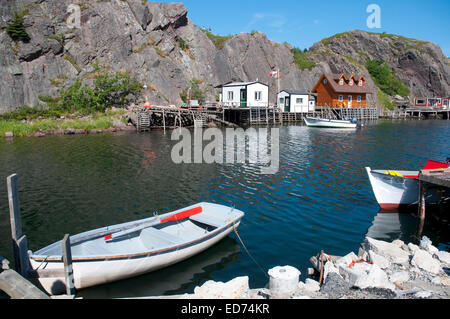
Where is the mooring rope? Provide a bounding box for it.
[233,223,269,279]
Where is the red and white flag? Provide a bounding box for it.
[270,70,280,79]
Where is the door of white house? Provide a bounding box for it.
[348,95,353,108]
[285,97,291,112]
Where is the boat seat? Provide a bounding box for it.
[140,227,182,247]
[190,214,224,229]
[72,239,116,257]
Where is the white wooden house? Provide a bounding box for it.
[219,81,269,108]
[277,90,316,113]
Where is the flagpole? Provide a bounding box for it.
[277,69,280,109]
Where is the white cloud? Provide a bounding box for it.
[242,12,287,33]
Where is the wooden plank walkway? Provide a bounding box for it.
[133,105,379,129]
[419,168,450,188]
[235,107,378,125]
[0,266,50,299]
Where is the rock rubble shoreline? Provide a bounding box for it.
[169,237,450,300]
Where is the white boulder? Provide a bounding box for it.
[354,264,396,291]
[419,236,439,254]
[435,251,450,265]
[411,250,442,275]
[335,252,359,269]
[193,277,249,299]
[389,271,410,284]
[369,250,391,269]
[408,243,420,254]
[362,238,410,265]
[304,279,321,292]
[323,260,340,283]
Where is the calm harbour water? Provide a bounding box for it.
[0,119,449,298]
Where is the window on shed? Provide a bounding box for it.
[416,99,426,105]
[279,98,285,104]
[255,91,262,101]
[227,91,234,101]
[296,98,303,104]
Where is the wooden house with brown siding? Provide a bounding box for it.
[312,73,373,108]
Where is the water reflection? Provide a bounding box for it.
[366,210,420,243]
[77,237,242,299]
[366,208,450,249]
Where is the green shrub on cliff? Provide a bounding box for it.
[292,48,316,71]
[202,30,233,50]
[366,59,410,97]
[40,64,142,114]
[376,89,396,111]
[180,78,205,104]
[6,11,30,42]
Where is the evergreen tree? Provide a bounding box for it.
[6,11,30,42]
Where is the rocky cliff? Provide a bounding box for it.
[1,0,449,112]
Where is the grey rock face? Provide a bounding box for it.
[0,1,449,113]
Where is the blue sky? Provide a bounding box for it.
[155,0,450,56]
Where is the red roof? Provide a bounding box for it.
[312,74,373,94]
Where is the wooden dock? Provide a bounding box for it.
[419,168,450,189]
[0,260,50,299]
[2,174,76,299]
[132,105,379,131]
[417,167,450,236]
[134,106,237,132]
[380,108,450,120]
[225,107,378,126]
[406,108,450,120]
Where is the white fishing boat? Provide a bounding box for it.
[365,161,449,210]
[28,202,244,295]
[304,117,357,129]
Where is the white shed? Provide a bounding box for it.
[277,90,316,113]
[220,81,269,108]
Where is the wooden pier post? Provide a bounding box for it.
[62,234,75,296]
[7,174,29,277]
[7,174,22,242]
[418,180,426,222]
[163,109,166,132]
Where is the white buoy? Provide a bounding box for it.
[268,266,301,299]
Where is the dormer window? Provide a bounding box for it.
[339,79,344,86]
[359,80,363,87]
[349,79,354,86]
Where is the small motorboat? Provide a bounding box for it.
[366,160,449,210]
[28,202,245,295]
[304,117,358,129]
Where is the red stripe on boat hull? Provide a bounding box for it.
[160,206,203,223]
[379,203,418,211]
